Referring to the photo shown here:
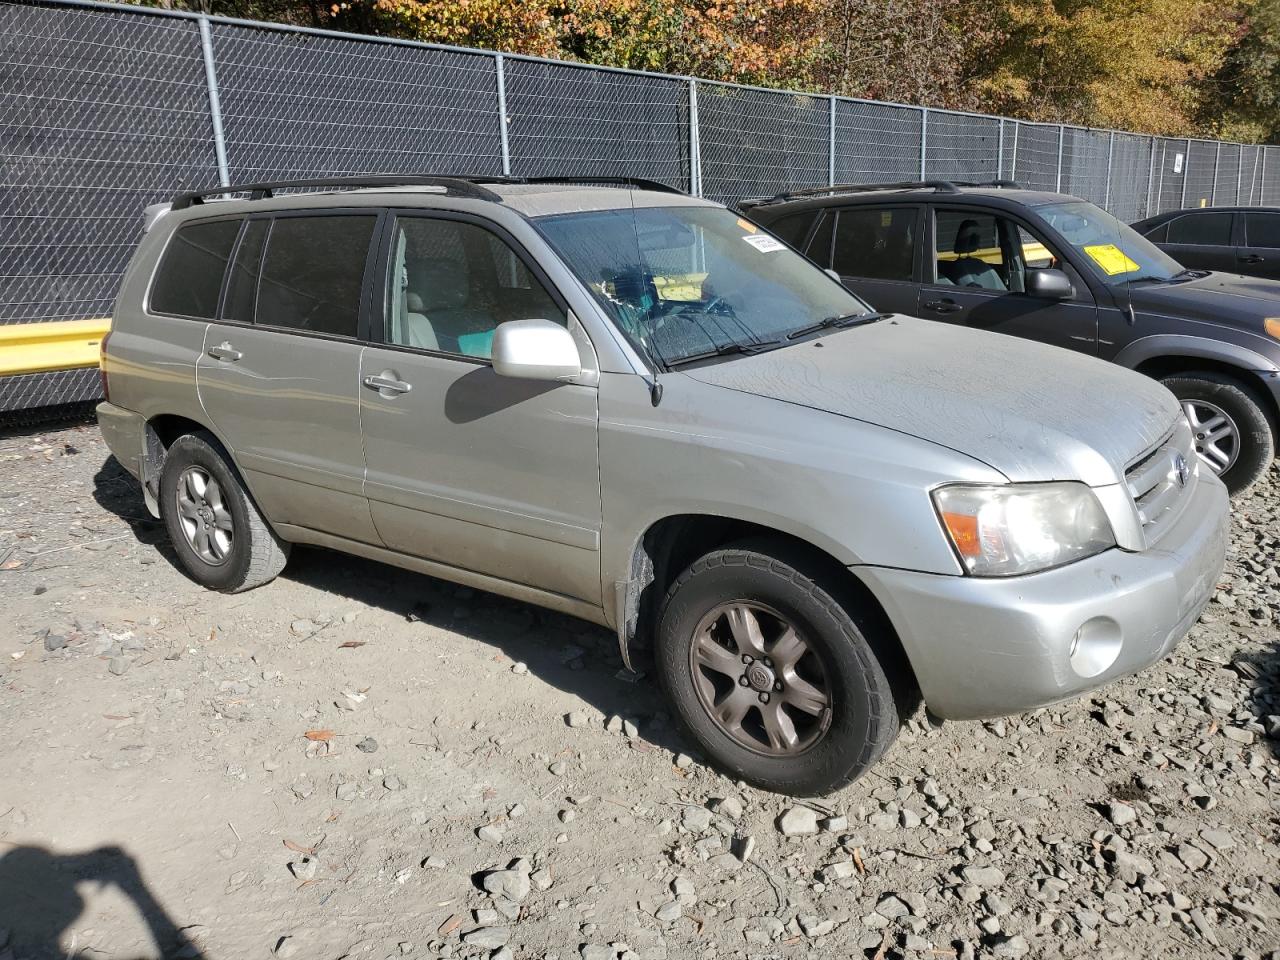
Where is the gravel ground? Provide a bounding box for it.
[0,418,1277,960]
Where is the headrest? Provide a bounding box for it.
[409,258,468,312]
[954,220,982,255]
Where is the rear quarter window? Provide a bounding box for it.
[761,212,817,249]
[149,218,241,319]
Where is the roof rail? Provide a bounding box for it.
[740,181,963,207]
[951,179,1023,189]
[518,176,687,195]
[170,175,508,209]
[170,173,689,210]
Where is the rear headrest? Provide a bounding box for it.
[954,220,982,255]
[409,258,469,312]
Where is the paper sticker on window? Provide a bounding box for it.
[743,234,785,253]
[1083,244,1140,276]
[880,211,893,227]
[736,218,759,234]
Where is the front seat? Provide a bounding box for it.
[941,220,1006,290]
[407,259,495,356]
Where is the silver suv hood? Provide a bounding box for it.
[681,315,1179,486]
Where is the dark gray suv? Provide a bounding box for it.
[743,181,1280,494]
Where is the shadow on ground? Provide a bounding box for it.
[0,844,204,960]
[90,454,695,763]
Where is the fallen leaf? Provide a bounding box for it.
[853,847,866,875]
[438,913,465,937]
[481,786,498,801]
[304,729,334,742]
[283,838,315,855]
[0,559,22,570]
[337,641,366,649]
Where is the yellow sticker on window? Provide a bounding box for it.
[1083,244,1140,276]
[736,218,758,234]
[880,211,893,227]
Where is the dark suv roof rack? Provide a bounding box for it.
[740,178,1023,207]
[171,174,687,210]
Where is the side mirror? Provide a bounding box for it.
[824,268,843,284]
[1025,267,1073,300]
[491,319,582,382]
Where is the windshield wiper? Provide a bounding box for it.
[785,312,887,340]
[665,339,784,368]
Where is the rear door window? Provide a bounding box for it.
[149,218,241,319]
[256,215,377,337]
[833,207,916,281]
[1244,212,1280,248]
[1166,212,1233,246]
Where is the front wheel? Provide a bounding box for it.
[1161,373,1274,496]
[655,541,900,795]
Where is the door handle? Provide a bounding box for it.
[923,299,963,314]
[363,372,412,396]
[1239,254,1265,264]
[207,342,242,362]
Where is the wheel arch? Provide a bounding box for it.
[1131,354,1280,440]
[614,513,919,708]
[140,412,240,518]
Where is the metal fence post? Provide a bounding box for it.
[1146,137,1157,217]
[1262,148,1268,206]
[1211,141,1220,206]
[997,119,1004,180]
[689,79,701,196]
[1181,138,1191,208]
[1237,144,1244,205]
[1104,131,1114,210]
[495,54,511,176]
[197,16,230,188]
[828,95,836,186]
[1056,125,1065,193]
[1009,120,1019,182]
[919,108,928,180]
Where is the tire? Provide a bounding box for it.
[655,539,899,795]
[160,430,289,592]
[1161,373,1274,496]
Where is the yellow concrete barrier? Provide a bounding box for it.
[0,318,112,377]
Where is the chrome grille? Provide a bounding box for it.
[1125,421,1197,544]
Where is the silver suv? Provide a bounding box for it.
[97,176,1229,795]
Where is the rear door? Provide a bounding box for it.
[1159,210,1239,272]
[195,210,382,545]
[813,205,922,315]
[358,210,603,604]
[1240,211,1280,279]
[919,206,1098,353]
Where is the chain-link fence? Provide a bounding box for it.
[3,0,1280,409]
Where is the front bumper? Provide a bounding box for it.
[856,470,1229,720]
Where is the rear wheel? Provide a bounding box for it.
[655,540,899,795]
[160,431,289,592]
[1161,373,1274,495]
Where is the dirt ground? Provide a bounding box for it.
[0,417,1277,960]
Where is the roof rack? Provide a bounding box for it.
[170,175,507,209]
[170,173,688,210]
[740,179,1024,207]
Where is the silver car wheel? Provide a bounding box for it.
[1183,399,1239,475]
[175,465,233,565]
[689,601,832,756]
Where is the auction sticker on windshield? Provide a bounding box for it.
[743,234,786,253]
[1083,243,1140,276]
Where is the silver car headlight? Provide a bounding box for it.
[932,482,1115,576]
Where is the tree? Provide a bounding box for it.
[1200,0,1280,142]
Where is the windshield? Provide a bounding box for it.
[534,204,875,366]
[1036,200,1185,285]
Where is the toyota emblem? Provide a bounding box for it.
[1173,452,1190,488]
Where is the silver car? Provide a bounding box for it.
[97,176,1229,795]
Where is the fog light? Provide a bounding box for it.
[1070,617,1122,678]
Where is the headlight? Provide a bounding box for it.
[932,482,1115,576]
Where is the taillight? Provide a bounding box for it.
[99,330,112,402]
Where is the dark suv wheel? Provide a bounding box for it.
[655,539,900,795]
[1161,373,1274,495]
[160,431,290,592]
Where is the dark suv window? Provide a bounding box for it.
[150,219,241,319]
[256,215,377,337]
[1244,212,1280,248]
[765,212,818,249]
[1166,212,1233,246]
[833,208,915,281]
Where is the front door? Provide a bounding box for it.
[359,212,603,604]
[918,207,1098,354]
[1240,211,1280,280]
[196,211,382,545]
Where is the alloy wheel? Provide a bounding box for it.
[175,465,233,565]
[1183,399,1239,475]
[688,601,832,756]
